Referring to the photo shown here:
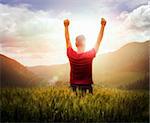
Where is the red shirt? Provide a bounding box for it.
[67,47,96,85]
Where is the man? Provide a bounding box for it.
[64,18,106,95]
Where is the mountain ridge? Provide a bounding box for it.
[0,54,45,87]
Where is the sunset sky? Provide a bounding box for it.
[0,0,150,66]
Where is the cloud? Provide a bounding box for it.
[98,2,150,52]
[121,3,150,29]
[0,3,65,50]
[0,3,61,36]
[0,3,69,65]
[0,0,148,16]
[116,2,150,40]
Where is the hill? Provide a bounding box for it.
[29,41,149,87]
[94,41,149,72]
[0,54,45,87]
[93,40,149,87]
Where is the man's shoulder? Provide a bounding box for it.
[83,48,96,58]
[67,47,76,57]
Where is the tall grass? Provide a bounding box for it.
[0,87,149,122]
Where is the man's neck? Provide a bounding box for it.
[77,48,84,53]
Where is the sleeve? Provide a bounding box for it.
[85,48,96,58]
[67,47,73,58]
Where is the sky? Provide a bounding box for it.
[0,0,150,66]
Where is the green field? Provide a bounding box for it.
[0,87,149,122]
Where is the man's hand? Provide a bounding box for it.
[64,19,70,27]
[101,18,106,27]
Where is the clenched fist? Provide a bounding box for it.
[101,18,106,27]
[64,19,70,27]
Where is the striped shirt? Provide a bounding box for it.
[67,47,96,85]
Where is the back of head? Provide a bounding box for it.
[75,35,86,49]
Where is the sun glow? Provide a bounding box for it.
[69,19,99,50]
[67,18,115,54]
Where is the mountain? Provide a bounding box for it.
[94,41,149,72]
[0,54,45,87]
[29,41,149,87]
[92,40,149,87]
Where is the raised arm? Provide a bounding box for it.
[64,19,72,48]
[94,18,106,52]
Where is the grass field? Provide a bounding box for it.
[0,87,149,122]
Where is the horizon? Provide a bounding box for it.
[1,40,149,67]
[0,0,150,66]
